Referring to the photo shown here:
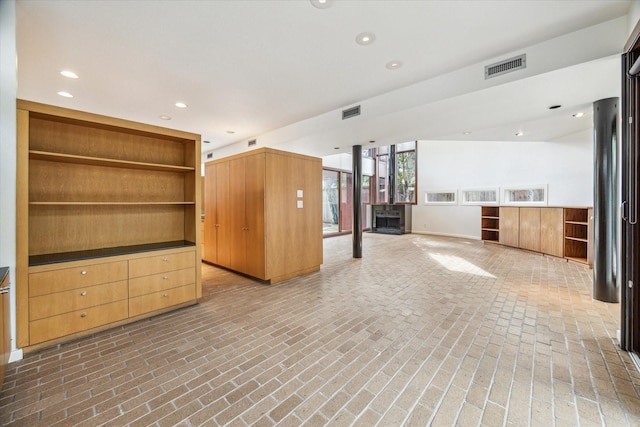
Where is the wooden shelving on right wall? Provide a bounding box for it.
[563,207,594,266]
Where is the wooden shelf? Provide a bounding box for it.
[565,236,588,243]
[481,206,500,242]
[16,99,202,350]
[565,220,588,226]
[29,150,195,172]
[30,201,195,206]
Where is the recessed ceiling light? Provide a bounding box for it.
[356,32,376,46]
[203,140,211,144]
[385,61,402,70]
[159,115,171,120]
[369,140,375,143]
[515,131,524,136]
[548,104,562,110]
[572,112,585,118]
[60,70,78,79]
[334,146,340,150]
[463,132,472,135]
[175,102,187,108]
[310,0,333,9]
[226,130,235,134]
[57,91,73,98]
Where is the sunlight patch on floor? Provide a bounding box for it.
[428,253,496,278]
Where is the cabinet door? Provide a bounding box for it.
[244,154,266,279]
[540,207,564,257]
[519,207,541,252]
[215,162,231,268]
[203,162,218,264]
[229,158,247,273]
[499,207,520,247]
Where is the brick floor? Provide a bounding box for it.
[2,233,640,426]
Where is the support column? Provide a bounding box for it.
[352,145,362,258]
[593,97,619,303]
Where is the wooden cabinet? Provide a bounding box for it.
[203,148,323,283]
[481,206,499,242]
[519,207,541,252]
[0,268,9,393]
[482,206,590,265]
[16,100,201,350]
[540,208,564,258]
[499,207,520,247]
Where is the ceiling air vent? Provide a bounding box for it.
[206,152,213,159]
[248,139,257,147]
[484,54,526,79]
[342,105,361,120]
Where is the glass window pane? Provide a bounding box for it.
[395,150,416,203]
[322,170,339,234]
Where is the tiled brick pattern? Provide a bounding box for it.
[1,234,640,426]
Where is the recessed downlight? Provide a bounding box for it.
[572,112,585,118]
[203,140,211,144]
[226,130,235,134]
[57,91,73,98]
[386,61,402,70]
[548,104,562,110]
[334,146,340,150]
[515,131,524,137]
[356,32,376,46]
[175,102,187,108]
[463,132,472,135]
[310,0,333,9]
[60,70,78,79]
[159,115,171,120]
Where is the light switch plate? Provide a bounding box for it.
[297,190,303,198]
[297,200,303,208]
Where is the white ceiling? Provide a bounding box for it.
[15,0,633,159]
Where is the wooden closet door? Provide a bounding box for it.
[244,154,266,279]
[229,158,247,273]
[215,162,231,268]
[203,163,218,264]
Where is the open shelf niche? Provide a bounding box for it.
[481,206,500,242]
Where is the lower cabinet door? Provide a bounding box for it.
[129,284,196,317]
[29,300,128,345]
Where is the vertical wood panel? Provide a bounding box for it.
[245,154,266,279]
[519,207,541,252]
[499,207,520,247]
[540,207,564,257]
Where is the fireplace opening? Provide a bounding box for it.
[371,205,412,235]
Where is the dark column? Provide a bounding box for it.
[389,145,396,205]
[352,145,362,258]
[593,97,619,303]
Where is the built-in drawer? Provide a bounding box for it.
[29,261,128,297]
[129,251,195,278]
[29,299,129,345]
[129,284,195,317]
[129,268,195,298]
[29,280,128,321]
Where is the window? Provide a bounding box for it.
[425,190,457,205]
[501,185,548,205]
[372,142,417,204]
[395,141,416,203]
[461,188,499,205]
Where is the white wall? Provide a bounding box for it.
[0,0,19,360]
[413,130,593,239]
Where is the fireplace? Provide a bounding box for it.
[371,204,412,235]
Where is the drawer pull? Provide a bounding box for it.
[80,291,87,296]
[163,293,169,298]
[80,312,87,318]
[81,271,87,275]
[163,257,169,262]
[162,276,168,280]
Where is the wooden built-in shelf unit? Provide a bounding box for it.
[16,100,201,350]
[564,207,594,265]
[481,206,592,266]
[481,206,500,242]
